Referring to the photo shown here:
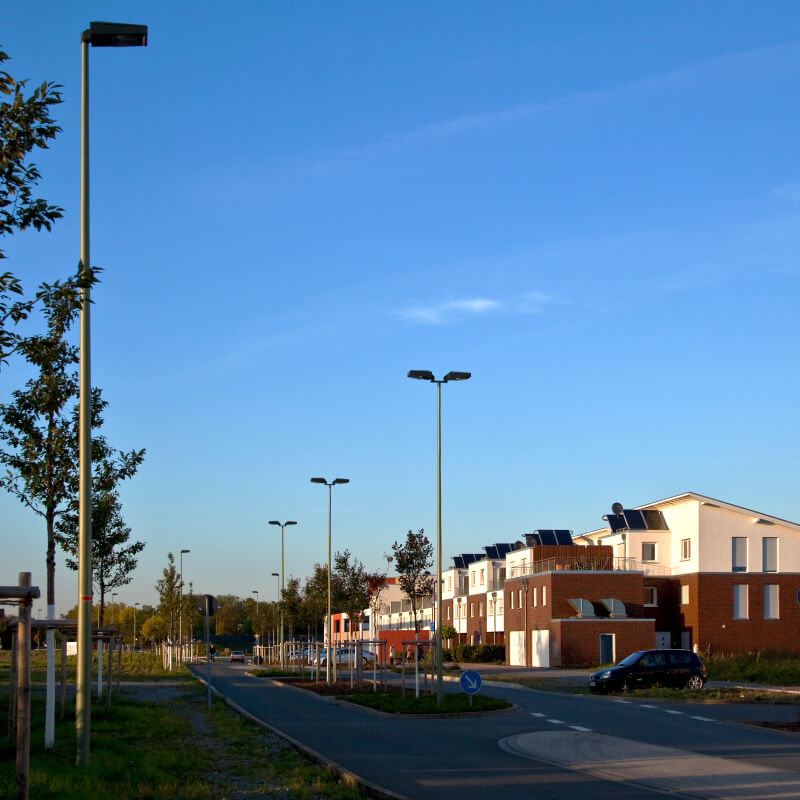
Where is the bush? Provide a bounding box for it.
[449,643,505,663]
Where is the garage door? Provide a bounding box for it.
[509,631,526,666]
[531,630,550,667]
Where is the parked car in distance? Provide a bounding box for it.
[588,649,706,692]
[229,650,245,663]
[313,646,377,666]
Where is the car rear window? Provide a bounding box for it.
[668,651,693,665]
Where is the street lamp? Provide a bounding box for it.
[77,20,147,768]
[251,590,259,641]
[111,593,118,625]
[133,602,139,649]
[179,549,190,655]
[268,521,297,668]
[310,477,349,684]
[407,369,471,705]
[271,573,279,654]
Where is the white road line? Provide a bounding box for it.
[531,712,545,717]
[547,719,565,725]
[665,710,683,715]
[614,699,631,704]
[641,704,657,708]
[690,715,715,722]
[570,725,592,732]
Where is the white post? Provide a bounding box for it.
[45,607,55,748]
[97,639,103,699]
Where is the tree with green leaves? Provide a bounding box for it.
[391,529,435,635]
[0,47,94,369]
[281,577,303,641]
[155,553,180,642]
[366,554,392,639]
[302,563,330,640]
[334,549,371,641]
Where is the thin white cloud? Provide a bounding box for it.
[396,293,560,325]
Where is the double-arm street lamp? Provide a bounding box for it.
[310,478,349,684]
[269,521,297,667]
[77,21,147,767]
[407,370,471,705]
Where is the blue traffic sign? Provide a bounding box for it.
[459,669,482,695]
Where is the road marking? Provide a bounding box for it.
[690,715,714,722]
[531,712,545,717]
[614,699,631,704]
[665,710,683,715]
[641,704,657,708]
[546,719,564,725]
[570,725,592,732]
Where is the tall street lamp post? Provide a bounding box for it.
[407,370,471,705]
[310,478,349,684]
[252,590,259,644]
[134,602,139,649]
[271,573,280,655]
[268,521,297,668]
[77,20,147,767]
[179,549,190,655]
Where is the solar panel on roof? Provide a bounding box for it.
[497,543,513,556]
[605,514,626,532]
[623,510,647,530]
[555,530,573,545]
[484,545,499,559]
[642,509,668,530]
[452,556,465,568]
[537,530,558,545]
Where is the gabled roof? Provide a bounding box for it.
[578,491,800,540]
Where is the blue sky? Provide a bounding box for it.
[2,2,799,615]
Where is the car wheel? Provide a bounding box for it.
[686,674,705,690]
[362,657,369,665]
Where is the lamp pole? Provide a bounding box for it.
[268,521,297,668]
[271,573,279,657]
[77,21,147,766]
[133,602,139,649]
[179,549,190,656]
[407,370,471,705]
[310,478,349,684]
[251,590,259,645]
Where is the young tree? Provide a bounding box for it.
[281,577,303,641]
[334,549,371,641]
[392,530,435,635]
[214,595,244,635]
[302,563,330,640]
[366,554,392,640]
[155,553,180,642]
[55,490,145,623]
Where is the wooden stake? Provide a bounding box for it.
[16,572,32,800]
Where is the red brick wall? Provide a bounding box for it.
[552,620,654,667]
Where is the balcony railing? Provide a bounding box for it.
[509,556,675,577]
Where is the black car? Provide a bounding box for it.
[588,649,707,692]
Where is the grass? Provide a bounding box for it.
[0,681,363,799]
[705,652,800,685]
[249,668,303,678]
[339,691,511,714]
[0,650,186,683]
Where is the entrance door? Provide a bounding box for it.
[531,630,550,667]
[509,631,526,666]
[680,631,691,650]
[599,633,615,664]
[655,631,670,648]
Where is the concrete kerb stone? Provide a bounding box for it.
[191,671,409,800]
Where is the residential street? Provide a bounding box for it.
[190,662,800,800]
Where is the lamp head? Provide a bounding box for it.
[83,21,148,47]
[310,478,327,484]
[271,572,279,577]
[180,549,190,554]
[333,478,349,485]
[285,521,297,526]
[407,370,434,381]
[268,520,280,526]
[443,371,471,382]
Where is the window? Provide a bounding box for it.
[542,586,547,606]
[732,537,747,572]
[470,603,475,618]
[642,542,657,562]
[480,568,485,585]
[518,589,523,609]
[680,584,689,605]
[447,606,451,619]
[497,599,503,614]
[681,539,691,561]
[733,585,749,619]
[764,585,779,619]
[447,575,452,590]
[480,601,484,616]
[510,592,515,610]
[644,586,658,606]
[499,567,506,579]
[763,537,778,573]
[520,559,527,574]
[471,571,476,586]
[532,587,537,607]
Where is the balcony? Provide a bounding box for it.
[509,556,675,577]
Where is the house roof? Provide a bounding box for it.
[577,491,800,540]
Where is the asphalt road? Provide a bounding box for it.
[190,662,800,800]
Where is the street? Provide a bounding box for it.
[190,661,800,799]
